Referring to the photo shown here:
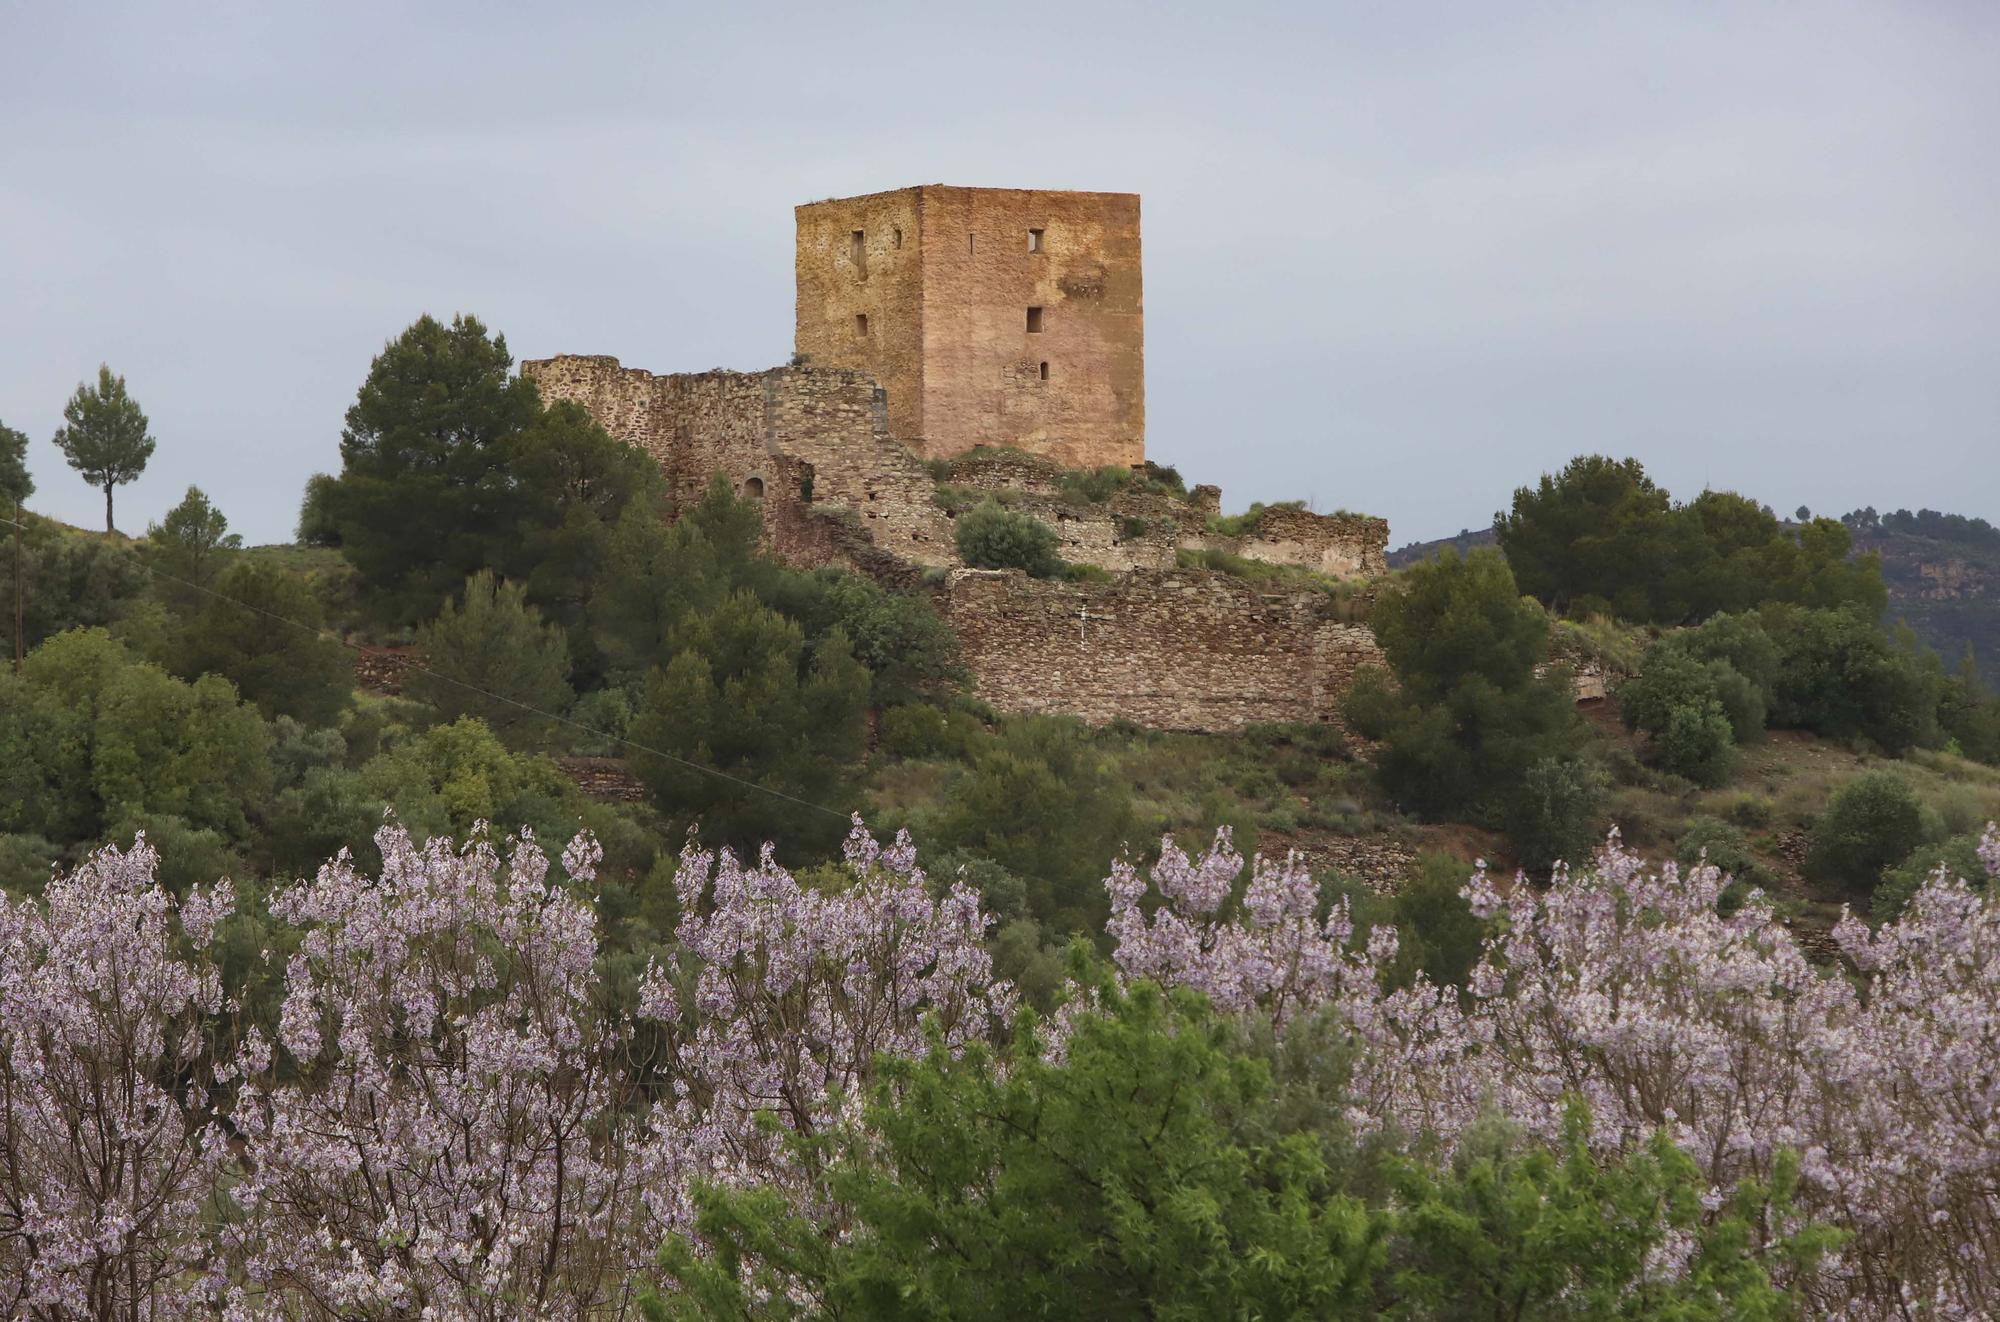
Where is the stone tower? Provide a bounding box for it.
[794,185,1143,469]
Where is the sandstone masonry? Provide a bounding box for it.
[937,570,1386,732]
[529,186,1392,734]
[795,186,1144,469]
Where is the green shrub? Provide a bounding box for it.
[1655,700,1740,788]
[565,687,634,755]
[1675,815,1768,888]
[924,715,1138,934]
[1762,606,1942,754]
[1056,465,1131,504]
[409,570,573,749]
[0,834,62,895]
[1618,649,1755,786]
[1872,832,1992,918]
[879,704,951,759]
[954,500,1065,578]
[1389,853,1489,989]
[1344,550,1592,857]
[1805,771,1926,897]
[1721,793,1775,829]
[1506,755,1609,873]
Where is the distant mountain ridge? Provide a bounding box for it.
[1389,509,2000,689]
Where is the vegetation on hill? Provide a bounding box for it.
[5,319,2000,1315]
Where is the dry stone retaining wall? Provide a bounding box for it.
[938,568,1384,732]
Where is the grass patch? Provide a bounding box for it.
[1205,500,1306,537]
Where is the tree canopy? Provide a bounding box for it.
[1495,455,1885,625]
[0,419,32,508]
[52,365,155,532]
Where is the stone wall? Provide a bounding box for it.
[793,188,927,447]
[795,185,1144,469]
[1221,506,1390,579]
[523,353,956,567]
[937,568,1385,732]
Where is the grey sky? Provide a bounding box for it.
[3,1,1994,547]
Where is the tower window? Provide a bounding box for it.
[1028,228,1044,253]
[1039,361,1049,381]
[968,232,975,255]
[744,476,765,499]
[893,227,903,249]
[1026,306,1043,333]
[850,230,864,263]
[855,313,868,336]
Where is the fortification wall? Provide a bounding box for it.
[1223,506,1390,579]
[937,568,1384,732]
[523,354,955,566]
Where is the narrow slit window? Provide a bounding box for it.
[968,232,975,255]
[855,313,868,336]
[1028,228,1044,253]
[850,230,864,263]
[1039,361,1049,381]
[1026,306,1043,333]
[893,227,903,249]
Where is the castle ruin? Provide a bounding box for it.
[526,185,1388,732]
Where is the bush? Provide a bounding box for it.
[1655,698,1739,788]
[408,570,573,749]
[1763,606,1942,754]
[1343,550,1591,855]
[0,834,61,895]
[565,687,633,756]
[954,499,1065,577]
[1873,832,1992,918]
[879,703,951,759]
[1389,853,1489,989]
[1676,815,1768,889]
[1805,772,1926,897]
[925,716,1138,934]
[1506,755,1609,873]
[174,558,355,726]
[627,593,869,860]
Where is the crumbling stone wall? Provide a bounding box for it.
[938,448,1385,579]
[523,354,955,566]
[796,185,1144,469]
[1217,506,1390,579]
[937,568,1385,732]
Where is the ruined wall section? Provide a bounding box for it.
[937,449,1384,579]
[523,354,955,568]
[1223,507,1390,579]
[938,569,1385,732]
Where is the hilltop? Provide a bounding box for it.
[1393,507,2000,688]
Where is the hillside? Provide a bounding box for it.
[1392,512,2000,688]
[1848,519,2000,689]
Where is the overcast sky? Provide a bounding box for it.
[2,1,1994,547]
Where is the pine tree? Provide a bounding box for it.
[0,419,33,508]
[407,570,573,748]
[52,366,155,532]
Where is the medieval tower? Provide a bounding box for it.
[525,185,1389,733]
[793,186,1144,470]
